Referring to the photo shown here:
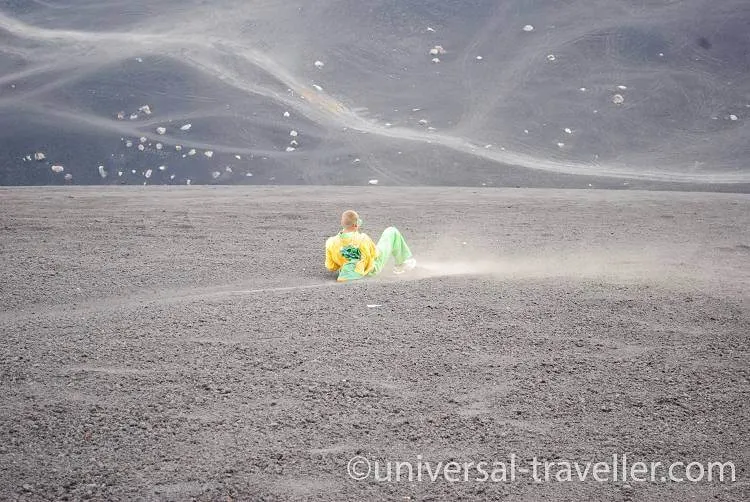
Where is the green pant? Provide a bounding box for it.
[370,227,413,275]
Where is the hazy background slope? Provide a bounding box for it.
[0,0,748,188]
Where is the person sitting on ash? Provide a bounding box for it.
[325,210,416,282]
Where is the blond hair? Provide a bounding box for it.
[341,210,360,228]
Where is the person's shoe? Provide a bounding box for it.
[393,257,417,275]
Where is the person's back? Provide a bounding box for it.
[325,210,416,282]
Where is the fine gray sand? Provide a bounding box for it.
[1,187,748,501]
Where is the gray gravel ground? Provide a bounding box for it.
[0,187,748,501]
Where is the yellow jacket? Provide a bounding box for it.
[325,231,378,281]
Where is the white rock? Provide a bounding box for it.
[158,165,166,171]
[579,87,587,92]
[138,144,145,151]
[547,54,556,61]
[290,130,299,137]
[144,169,152,178]
[286,146,296,152]
[116,111,125,120]
[135,57,143,63]
[368,180,378,185]
[729,114,739,121]
[140,136,147,143]
[129,113,139,120]
[204,150,214,158]
[312,84,323,91]
[170,174,175,180]
[617,85,628,90]
[283,111,290,117]
[139,105,152,115]
[212,171,221,179]
[426,27,435,32]
[245,172,253,177]
[188,149,196,156]
[431,57,440,64]
[51,165,64,173]
[314,60,325,68]
[175,145,183,151]
[34,152,46,161]
[290,140,299,147]
[353,158,361,163]
[484,144,492,149]
[367,304,381,308]
[98,165,107,178]
[564,127,573,134]
[612,94,625,105]
[557,142,565,148]
[429,45,446,55]
[476,56,483,60]
[385,122,393,127]
[64,173,72,181]
[225,166,233,173]
[235,155,242,160]
[186,179,192,185]
[524,129,529,134]
[156,126,166,135]
[118,171,123,177]
[523,24,535,32]
[180,123,192,131]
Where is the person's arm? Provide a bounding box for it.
[325,237,340,271]
[356,234,378,275]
